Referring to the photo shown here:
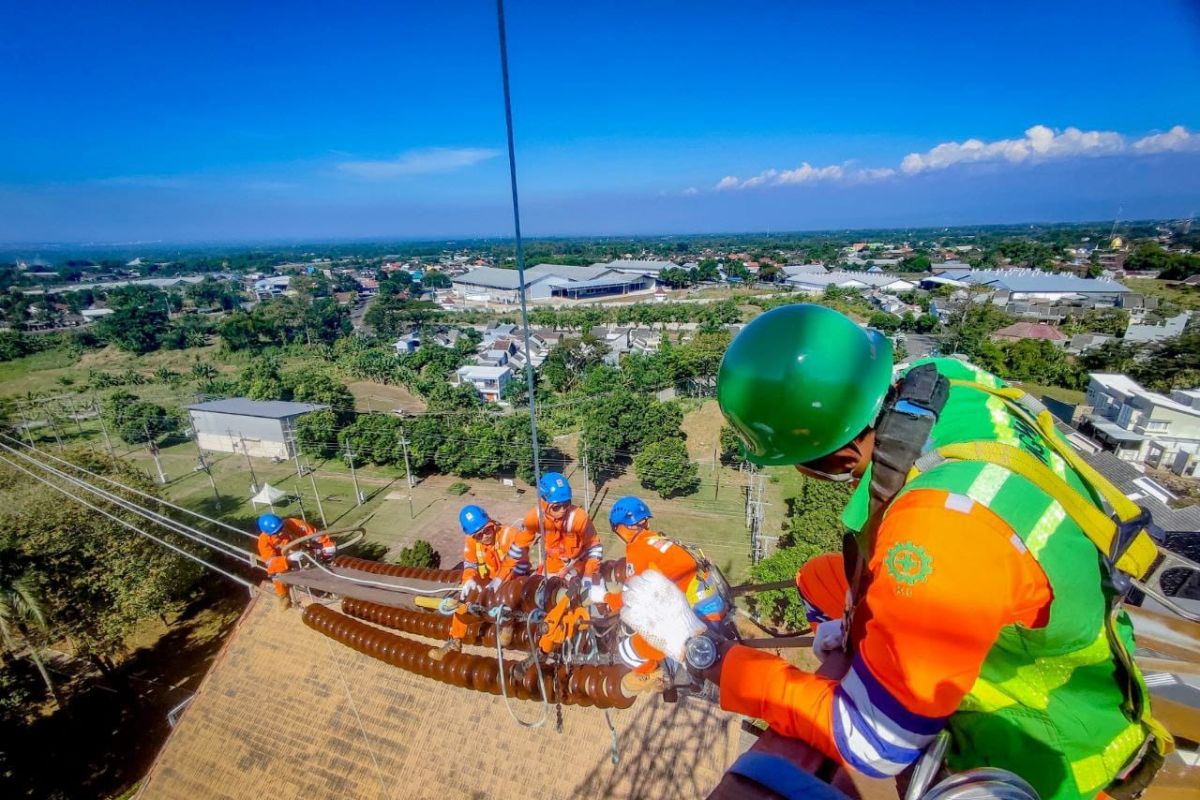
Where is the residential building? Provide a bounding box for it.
[393,333,421,355]
[455,365,512,403]
[1124,312,1191,345]
[990,321,1067,344]
[1066,333,1114,354]
[1084,374,1200,474]
[187,399,327,460]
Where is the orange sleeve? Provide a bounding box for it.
[573,513,603,577]
[257,533,287,575]
[497,524,533,580]
[460,536,482,584]
[718,488,1052,778]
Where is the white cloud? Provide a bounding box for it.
[714,176,741,190]
[777,163,843,184]
[901,124,1125,174]
[851,167,896,181]
[1133,125,1200,154]
[681,186,699,196]
[337,147,500,179]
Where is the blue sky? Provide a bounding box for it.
[2,0,1199,242]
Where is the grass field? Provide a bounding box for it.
[1122,277,1200,311]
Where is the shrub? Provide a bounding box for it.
[396,540,441,568]
[447,482,470,496]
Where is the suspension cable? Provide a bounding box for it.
[495,0,546,568]
[0,453,259,592]
[0,442,255,564]
[1,433,255,540]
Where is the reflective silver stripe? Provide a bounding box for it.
[618,638,646,667]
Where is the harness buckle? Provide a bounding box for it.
[1109,505,1159,563]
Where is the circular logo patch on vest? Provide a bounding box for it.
[885,541,933,586]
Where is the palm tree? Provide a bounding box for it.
[0,573,60,708]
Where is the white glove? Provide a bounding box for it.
[813,619,845,663]
[587,581,607,605]
[286,551,305,564]
[321,545,337,557]
[460,578,479,600]
[486,578,502,592]
[619,570,704,660]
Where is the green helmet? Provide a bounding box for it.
[718,304,894,466]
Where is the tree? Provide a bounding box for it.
[287,368,354,411]
[295,408,341,459]
[0,572,58,707]
[1133,329,1200,391]
[96,286,170,354]
[781,473,853,553]
[102,392,180,445]
[421,272,452,289]
[633,437,700,498]
[719,425,745,465]
[899,252,932,272]
[396,540,440,568]
[746,542,824,630]
[0,452,202,672]
[540,335,610,394]
[868,312,901,334]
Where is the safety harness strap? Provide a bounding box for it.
[914,379,1176,759]
[727,751,848,800]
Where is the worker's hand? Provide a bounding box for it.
[460,578,479,600]
[620,570,705,661]
[286,551,306,565]
[812,618,845,663]
[486,577,502,592]
[320,545,337,559]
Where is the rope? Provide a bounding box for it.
[0,453,259,592]
[587,617,621,764]
[494,0,545,570]
[494,604,550,729]
[292,552,459,596]
[320,631,394,800]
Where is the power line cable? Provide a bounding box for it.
[0,453,259,592]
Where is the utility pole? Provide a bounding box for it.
[345,441,364,505]
[713,443,720,501]
[94,398,115,457]
[307,461,328,528]
[48,414,64,451]
[294,479,308,522]
[146,424,167,484]
[399,434,414,489]
[234,430,258,493]
[192,427,219,502]
[582,449,591,513]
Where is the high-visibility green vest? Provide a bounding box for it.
[841,358,1154,800]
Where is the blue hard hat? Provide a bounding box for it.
[537,472,571,504]
[459,504,491,537]
[609,496,652,529]
[257,513,284,535]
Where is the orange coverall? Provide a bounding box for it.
[449,523,529,640]
[256,518,336,597]
[515,503,603,579]
[717,488,1052,778]
[606,530,711,675]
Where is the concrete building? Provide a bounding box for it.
[455,365,512,403]
[187,398,327,460]
[1084,374,1200,474]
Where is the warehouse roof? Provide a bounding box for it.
[452,267,553,290]
[525,264,614,281]
[939,269,1131,294]
[187,398,328,418]
[599,259,675,275]
[553,273,653,291]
